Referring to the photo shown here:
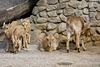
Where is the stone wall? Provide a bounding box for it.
[32,0,100,23]
[30,0,100,44]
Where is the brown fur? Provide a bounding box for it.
[12,25,27,53]
[3,21,20,52]
[3,19,30,53]
[39,33,58,52]
[66,16,87,53]
[22,18,31,44]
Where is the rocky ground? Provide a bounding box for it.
[0,40,100,67]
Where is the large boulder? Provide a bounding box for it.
[0,0,35,26]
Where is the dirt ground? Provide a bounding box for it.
[0,40,100,67]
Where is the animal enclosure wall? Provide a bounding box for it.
[32,0,100,23]
[30,0,100,44]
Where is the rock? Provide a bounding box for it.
[57,2,66,9]
[66,2,70,8]
[96,12,100,20]
[38,6,46,12]
[37,18,47,23]
[35,23,47,30]
[59,0,70,3]
[90,17,97,22]
[75,10,83,16]
[48,29,57,34]
[47,23,57,30]
[68,1,78,9]
[97,5,100,12]
[89,2,98,8]
[47,0,58,5]
[36,0,47,6]
[32,7,39,15]
[57,10,63,15]
[57,23,66,33]
[59,14,66,22]
[47,11,57,17]
[89,12,96,18]
[39,11,47,17]
[89,7,96,12]
[47,5,57,11]
[83,8,89,15]
[63,8,75,16]
[77,1,88,9]
[32,6,46,15]
[48,17,61,23]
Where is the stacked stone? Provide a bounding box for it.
[30,0,100,44]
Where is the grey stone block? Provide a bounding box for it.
[57,2,66,9]
[32,7,39,15]
[83,8,89,15]
[38,6,46,12]
[63,8,75,16]
[77,1,88,9]
[59,14,67,22]
[39,11,47,17]
[47,23,57,30]
[89,12,96,18]
[36,0,47,6]
[35,23,47,30]
[48,17,61,23]
[89,2,98,8]
[37,17,47,23]
[97,5,100,12]
[89,7,96,12]
[57,23,66,33]
[68,1,78,9]
[57,10,63,15]
[47,0,58,5]
[47,11,57,17]
[47,5,57,11]
[96,12,100,20]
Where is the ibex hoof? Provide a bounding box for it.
[77,48,80,53]
[74,47,77,50]
[67,50,69,53]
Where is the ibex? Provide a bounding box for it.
[65,16,91,53]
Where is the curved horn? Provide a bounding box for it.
[43,30,49,36]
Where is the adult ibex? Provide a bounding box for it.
[65,16,91,53]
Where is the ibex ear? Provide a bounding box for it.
[20,19,24,22]
[2,22,6,29]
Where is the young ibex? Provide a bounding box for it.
[38,31,58,52]
[3,18,31,53]
[3,21,20,52]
